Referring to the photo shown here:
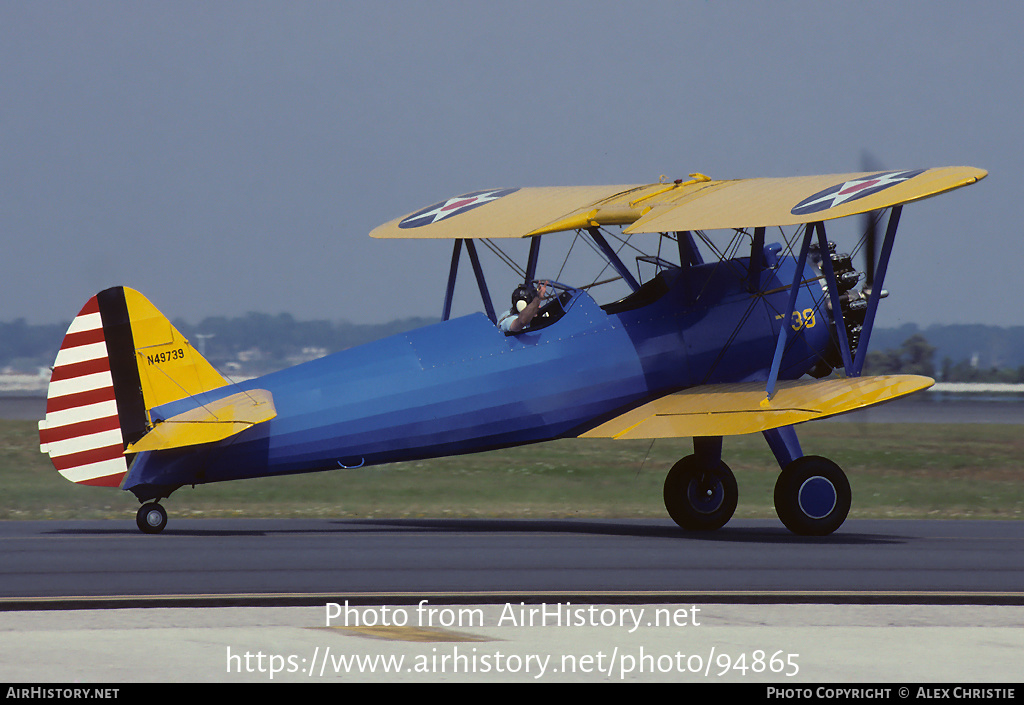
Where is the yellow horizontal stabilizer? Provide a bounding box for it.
[126,389,276,453]
[369,167,985,240]
[579,375,933,440]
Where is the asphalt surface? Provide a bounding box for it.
[1,518,1022,684]
[1,518,1022,603]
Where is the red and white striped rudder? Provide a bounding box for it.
[38,291,134,487]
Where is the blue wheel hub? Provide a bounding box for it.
[797,475,837,519]
[687,476,725,514]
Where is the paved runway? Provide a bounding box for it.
[1,518,1022,683]
[2,518,1022,602]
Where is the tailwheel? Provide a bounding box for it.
[663,455,738,531]
[774,456,851,536]
[136,502,168,534]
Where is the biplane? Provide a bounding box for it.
[38,166,985,535]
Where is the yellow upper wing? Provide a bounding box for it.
[370,184,643,240]
[370,167,986,239]
[625,167,986,232]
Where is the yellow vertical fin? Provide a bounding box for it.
[122,288,229,413]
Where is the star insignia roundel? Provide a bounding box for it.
[399,188,520,229]
[790,170,925,216]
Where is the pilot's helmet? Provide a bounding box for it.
[511,284,536,313]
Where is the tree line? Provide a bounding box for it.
[865,333,1024,383]
[3,316,1023,382]
[0,314,438,377]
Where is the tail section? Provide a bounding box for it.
[39,287,229,487]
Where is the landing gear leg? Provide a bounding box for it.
[136,502,168,534]
[663,436,738,531]
[764,426,850,536]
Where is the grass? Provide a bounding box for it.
[3,419,1023,522]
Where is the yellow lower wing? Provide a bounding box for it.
[580,375,933,439]
[126,389,276,453]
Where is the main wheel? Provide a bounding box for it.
[136,502,168,534]
[774,456,851,536]
[663,455,738,531]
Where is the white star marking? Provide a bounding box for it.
[799,171,917,212]
[412,190,507,225]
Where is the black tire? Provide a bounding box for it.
[774,456,851,536]
[137,502,168,534]
[663,455,738,531]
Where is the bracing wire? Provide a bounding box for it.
[479,238,527,280]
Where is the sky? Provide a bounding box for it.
[1,1,1019,330]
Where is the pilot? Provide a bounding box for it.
[498,281,548,334]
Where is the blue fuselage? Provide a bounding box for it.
[124,255,832,499]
